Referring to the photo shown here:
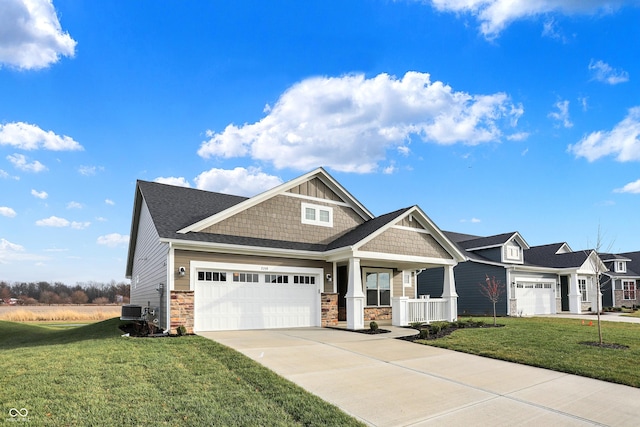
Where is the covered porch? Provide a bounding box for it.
[327,255,459,330]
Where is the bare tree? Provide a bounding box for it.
[586,224,614,345]
[479,275,505,326]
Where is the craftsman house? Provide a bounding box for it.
[418,232,605,316]
[125,168,465,333]
[600,252,640,308]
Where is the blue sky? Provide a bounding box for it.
[1,0,639,284]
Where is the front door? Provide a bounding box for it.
[337,265,348,321]
[560,276,569,311]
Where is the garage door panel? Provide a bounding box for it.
[515,282,554,315]
[194,269,319,332]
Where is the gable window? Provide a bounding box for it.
[506,245,521,260]
[578,278,588,302]
[364,269,391,306]
[623,281,636,300]
[301,202,333,227]
[616,262,626,273]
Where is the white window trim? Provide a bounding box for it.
[616,262,627,273]
[622,280,636,300]
[578,278,588,302]
[301,202,333,227]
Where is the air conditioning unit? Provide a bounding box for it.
[120,304,143,320]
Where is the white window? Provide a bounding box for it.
[507,246,521,260]
[623,281,636,300]
[578,278,588,302]
[301,202,333,227]
[364,269,392,306]
[403,271,412,287]
[616,261,627,273]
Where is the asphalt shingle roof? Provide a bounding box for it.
[524,244,590,268]
[136,180,410,253]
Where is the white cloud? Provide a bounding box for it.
[460,217,481,223]
[507,132,529,141]
[589,59,629,85]
[154,176,192,188]
[97,233,129,248]
[0,0,77,70]
[70,221,90,230]
[7,153,47,172]
[568,107,640,162]
[194,167,283,197]
[36,215,69,227]
[0,122,83,151]
[34,215,90,229]
[104,199,115,206]
[429,0,624,39]
[614,179,640,194]
[383,164,397,174]
[199,72,522,173]
[31,189,48,199]
[0,238,47,263]
[0,207,17,217]
[66,201,82,209]
[78,165,103,176]
[548,99,572,128]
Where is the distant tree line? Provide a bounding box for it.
[0,280,130,305]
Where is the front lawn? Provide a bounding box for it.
[0,319,363,426]
[418,317,640,387]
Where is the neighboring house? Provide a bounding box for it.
[125,168,465,333]
[600,252,640,308]
[418,232,605,316]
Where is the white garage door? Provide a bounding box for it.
[515,282,554,315]
[194,264,321,332]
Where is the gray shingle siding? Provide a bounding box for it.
[418,262,507,316]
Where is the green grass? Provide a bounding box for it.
[622,310,640,318]
[419,317,640,387]
[0,319,363,426]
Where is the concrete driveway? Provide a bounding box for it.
[200,326,640,427]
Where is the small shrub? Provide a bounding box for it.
[176,325,187,336]
[409,321,424,330]
[418,328,429,339]
[430,321,450,335]
[369,321,378,331]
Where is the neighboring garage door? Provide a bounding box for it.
[193,263,322,332]
[515,282,555,315]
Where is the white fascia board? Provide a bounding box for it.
[352,250,458,266]
[177,167,373,234]
[161,238,325,260]
[510,232,530,250]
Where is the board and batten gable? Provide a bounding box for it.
[130,199,168,327]
[200,191,364,245]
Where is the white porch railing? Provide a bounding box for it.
[392,296,451,326]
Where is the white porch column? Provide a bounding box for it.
[442,265,458,322]
[392,296,409,327]
[346,257,365,330]
[590,276,602,313]
[569,273,581,314]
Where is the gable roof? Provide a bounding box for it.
[326,207,411,251]
[126,171,464,277]
[177,167,373,234]
[524,245,591,269]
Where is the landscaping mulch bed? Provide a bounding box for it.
[398,321,505,342]
[119,322,171,338]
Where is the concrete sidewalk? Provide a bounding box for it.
[537,312,640,324]
[200,326,640,427]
